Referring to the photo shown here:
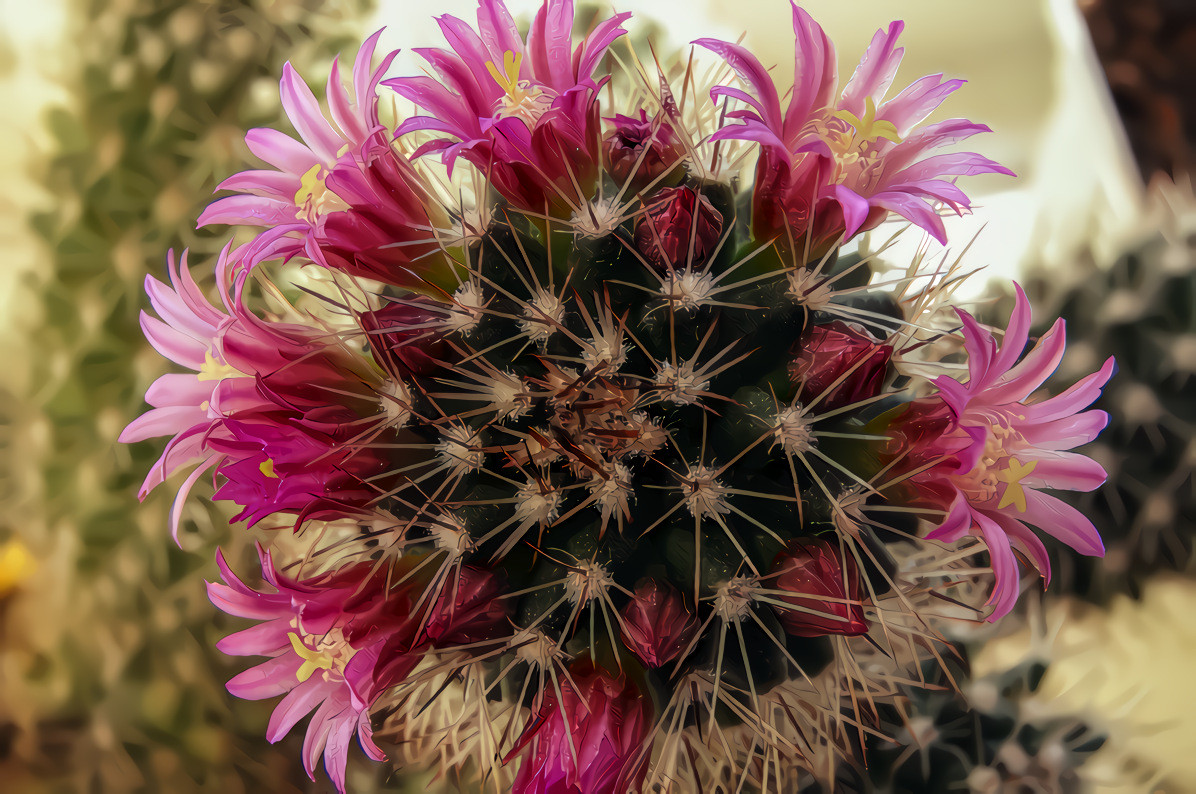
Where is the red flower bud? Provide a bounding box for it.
[633,186,724,271]
[603,110,684,192]
[618,578,700,668]
[423,565,510,647]
[510,662,653,794]
[359,296,452,378]
[770,538,869,637]
[791,321,892,410]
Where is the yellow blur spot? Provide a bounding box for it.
[0,539,36,597]
[259,459,278,479]
[196,349,242,382]
[288,632,334,683]
[996,457,1037,512]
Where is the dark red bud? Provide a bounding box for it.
[423,565,510,647]
[770,538,869,638]
[604,110,684,192]
[633,186,724,271]
[618,578,700,668]
[791,321,892,410]
[360,296,452,378]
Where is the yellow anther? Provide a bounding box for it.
[288,632,335,683]
[259,459,278,479]
[995,457,1038,512]
[197,349,243,383]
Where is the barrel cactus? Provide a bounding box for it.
[120,1,1115,790]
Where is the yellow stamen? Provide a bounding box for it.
[485,50,524,96]
[996,457,1037,512]
[259,459,278,479]
[288,632,335,683]
[832,96,902,147]
[293,163,325,208]
[196,349,243,382]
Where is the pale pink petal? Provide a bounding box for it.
[840,21,904,117]
[784,4,838,135]
[244,127,320,175]
[216,620,293,656]
[1021,357,1116,422]
[974,510,1021,621]
[1022,489,1105,557]
[280,62,342,162]
[226,654,303,700]
[880,74,965,135]
[1022,450,1108,492]
[267,680,330,743]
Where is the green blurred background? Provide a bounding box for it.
[2,0,1194,792]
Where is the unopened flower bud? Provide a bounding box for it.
[618,578,700,668]
[770,538,869,637]
[423,565,510,646]
[360,296,451,377]
[791,321,892,410]
[634,186,723,271]
[603,110,684,191]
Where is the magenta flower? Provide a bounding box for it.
[509,662,653,794]
[119,246,391,536]
[208,547,421,793]
[197,31,445,285]
[696,4,1013,253]
[118,248,277,538]
[386,0,631,214]
[895,286,1115,619]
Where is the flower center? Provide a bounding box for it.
[196,348,247,383]
[485,50,551,127]
[293,164,348,224]
[288,626,357,683]
[953,422,1037,513]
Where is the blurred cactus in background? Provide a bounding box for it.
[2,1,376,791]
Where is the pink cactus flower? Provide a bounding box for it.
[893,285,1115,619]
[119,246,390,537]
[385,0,631,214]
[618,578,700,669]
[696,4,1013,254]
[197,31,445,285]
[509,662,653,794]
[208,547,422,793]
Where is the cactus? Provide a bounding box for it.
[115,1,1116,791]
